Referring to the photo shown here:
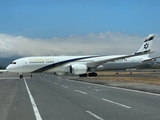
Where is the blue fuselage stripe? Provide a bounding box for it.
[31,56,100,73]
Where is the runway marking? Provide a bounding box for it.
[61,85,68,88]
[24,79,42,120]
[66,79,160,97]
[86,111,104,120]
[48,81,51,83]
[75,90,87,95]
[54,82,58,85]
[106,86,160,97]
[0,77,19,79]
[93,89,102,92]
[102,98,131,109]
[57,77,62,79]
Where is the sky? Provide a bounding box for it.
[0,0,160,57]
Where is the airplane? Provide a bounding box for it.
[96,34,160,70]
[6,34,155,79]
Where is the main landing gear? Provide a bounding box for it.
[79,73,88,77]
[88,72,97,77]
[79,72,97,77]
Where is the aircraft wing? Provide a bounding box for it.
[87,52,152,68]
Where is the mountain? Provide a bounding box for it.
[0,56,21,68]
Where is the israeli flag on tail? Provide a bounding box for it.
[134,34,155,57]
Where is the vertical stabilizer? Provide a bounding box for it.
[134,34,155,56]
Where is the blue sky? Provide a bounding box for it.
[0,0,160,38]
[0,0,160,57]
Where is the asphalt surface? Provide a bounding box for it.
[0,73,160,120]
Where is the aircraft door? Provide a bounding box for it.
[23,59,28,67]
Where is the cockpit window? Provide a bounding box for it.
[12,62,16,64]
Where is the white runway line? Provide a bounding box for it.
[102,98,131,109]
[54,82,58,85]
[86,111,104,120]
[66,79,160,97]
[57,77,62,80]
[61,85,69,88]
[75,90,87,95]
[0,77,19,79]
[24,78,42,120]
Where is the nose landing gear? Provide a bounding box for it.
[20,75,23,79]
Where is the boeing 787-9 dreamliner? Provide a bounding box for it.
[6,34,157,78]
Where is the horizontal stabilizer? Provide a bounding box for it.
[141,56,160,63]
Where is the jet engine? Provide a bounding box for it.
[69,64,87,75]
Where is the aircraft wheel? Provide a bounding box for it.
[20,75,23,79]
[79,73,88,77]
[88,72,97,77]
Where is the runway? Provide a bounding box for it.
[0,73,160,120]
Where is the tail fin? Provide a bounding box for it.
[134,34,155,56]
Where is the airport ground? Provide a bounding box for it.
[0,70,160,120]
[68,69,160,94]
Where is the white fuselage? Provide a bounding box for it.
[97,56,148,70]
[6,55,150,75]
[6,55,97,74]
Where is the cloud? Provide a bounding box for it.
[0,32,159,58]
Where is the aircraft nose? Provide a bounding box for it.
[6,64,15,72]
[6,65,11,72]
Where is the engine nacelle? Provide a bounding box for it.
[70,64,87,75]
